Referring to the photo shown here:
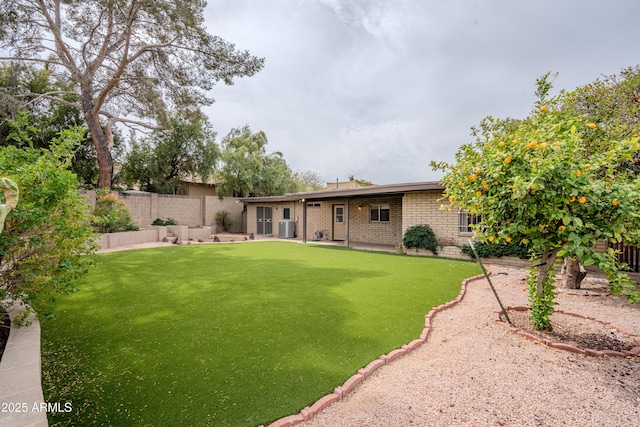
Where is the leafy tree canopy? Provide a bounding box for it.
[0,0,264,188]
[216,125,297,197]
[117,114,219,194]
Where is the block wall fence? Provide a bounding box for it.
[83,190,244,232]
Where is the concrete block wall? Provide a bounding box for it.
[83,190,242,230]
[98,229,160,249]
[157,195,202,227]
[203,196,245,233]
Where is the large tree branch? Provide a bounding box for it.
[35,0,79,76]
[94,2,140,114]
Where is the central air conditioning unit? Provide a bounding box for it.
[278,220,295,238]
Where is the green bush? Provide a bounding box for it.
[460,242,529,259]
[151,218,177,226]
[91,190,139,233]
[0,115,96,312]
[402,224,440,255]
[215,210,234,232]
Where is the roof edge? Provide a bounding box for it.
[238,181,444,203]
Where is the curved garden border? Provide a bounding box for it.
[263,274,487,427]
[494,306,640,358]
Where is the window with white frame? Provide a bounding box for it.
[458,211,481,233]
[370,205,390,223]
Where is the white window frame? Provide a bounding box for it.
[459,210,481,234]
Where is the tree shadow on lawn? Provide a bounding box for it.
[42,243,471,426]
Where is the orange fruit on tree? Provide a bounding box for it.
[504,157,512,164]
[505,236,512,243]
[498,141,505,147]
[488,236,495,243]
[468,174,478,181]
[612,199,620,206]
[574,170,582,177]
[570,196,577,202]
[558,225,566,231]
[578,196,586,204]
[476,191,483,197]
[588,123,597,129]
[540,105,547,112]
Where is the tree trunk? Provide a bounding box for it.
[536,248,560,295]
[561,258,587,289]
[81,92,113,189]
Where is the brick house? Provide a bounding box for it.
[238,181,478,259]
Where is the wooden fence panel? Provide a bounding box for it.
[609,241,640,272]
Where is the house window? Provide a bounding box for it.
[459,211,481,233]
[283,207,291,220]
[370,205,390,223]
[307,203,321,208]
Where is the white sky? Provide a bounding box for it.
[203,0,640,185]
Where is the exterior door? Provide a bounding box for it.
[333,204,345,240]
[256,206,273,235]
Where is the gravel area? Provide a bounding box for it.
[300,266,640,427]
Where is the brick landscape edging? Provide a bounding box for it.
[494,306,640,357]
[263,274,487,427]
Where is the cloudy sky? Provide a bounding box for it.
[203,0,640,185]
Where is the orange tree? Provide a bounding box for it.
[432,75,640,329]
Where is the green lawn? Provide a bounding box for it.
[41,241,480,426]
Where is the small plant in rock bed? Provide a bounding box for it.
[403,224,440,255]
[215,210,234,232]
[527,265,557,330]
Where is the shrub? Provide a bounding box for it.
[215,210,234,232]
[460,242,529,259]
[91,190,139,233]
[0,116,96,313]
[151,218,177,226]
[402,224,440,255]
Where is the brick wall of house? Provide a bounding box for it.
[347,197,403,246]
[245,202,303,237]
[402,190,469,259]
[304,202,332,240]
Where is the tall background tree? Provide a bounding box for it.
[216,125,297,197]
[118,115,219,194]
[0,63,103,187]
[0,0,264,188]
